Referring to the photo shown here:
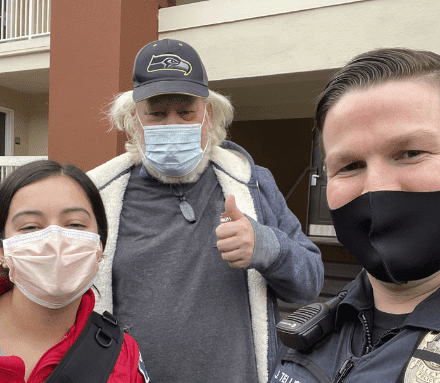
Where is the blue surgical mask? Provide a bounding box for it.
[138,109,208,177]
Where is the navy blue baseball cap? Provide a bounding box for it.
[132,39,209,102]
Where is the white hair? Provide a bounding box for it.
[107,89,234,161]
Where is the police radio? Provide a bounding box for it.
[276,289,349,353]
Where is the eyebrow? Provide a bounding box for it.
[146,96,196,109]
[326,129,440,167]
[61,207,92,218]
[383,129,439,149]
[11,207,91,222]
[11,210,43,222]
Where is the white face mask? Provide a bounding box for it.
[3,225,102,309]
[137,108,209,177]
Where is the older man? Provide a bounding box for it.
[270,47,440,383]
[88,39,323,383]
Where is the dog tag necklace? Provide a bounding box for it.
[171,183,196,223]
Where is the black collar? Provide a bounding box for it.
[335,269,440,333]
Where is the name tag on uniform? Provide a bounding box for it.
[271,365,306,383]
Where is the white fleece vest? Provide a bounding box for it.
[88,147,268,382]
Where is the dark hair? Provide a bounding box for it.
[0,160,108,253]
[315,47,440,158]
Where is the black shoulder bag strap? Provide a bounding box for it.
[45,311,124,383]
[269,344,332,383]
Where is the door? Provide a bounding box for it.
[0,112,5,156]
[307,129,336,237]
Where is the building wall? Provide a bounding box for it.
[48,0,167,171]
[0,86,29,155]
[0,37,50,75]
[158,0,440,230]
[157,0,440,280]
[0,86,48,156]
[159,0,440,82]
[27,93,49,156]
[230,118,313,228]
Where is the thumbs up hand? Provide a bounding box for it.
[215,194,255,268]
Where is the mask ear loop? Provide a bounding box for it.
[134,106,149,160]
[201,106,207,127]
[136,107,144,130]
[200,106,211,153]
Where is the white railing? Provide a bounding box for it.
[0,156,48,183]
[0,0,51,42]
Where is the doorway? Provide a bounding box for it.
[0,112,5,156]
[0,107,14,156]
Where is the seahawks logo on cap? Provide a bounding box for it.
[147,54,192,76]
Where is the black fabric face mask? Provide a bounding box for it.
[330,191,440,284]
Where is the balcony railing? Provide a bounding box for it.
[0,156,48,183]
[0,0,51,42]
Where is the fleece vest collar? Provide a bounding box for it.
[87,148,268,383]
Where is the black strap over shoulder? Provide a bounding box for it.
[45,311,124,383]
[269,344,332,383]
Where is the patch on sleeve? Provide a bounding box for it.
[405,331,440,383]
[138,350,149,382]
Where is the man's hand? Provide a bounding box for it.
[215,195,255,268]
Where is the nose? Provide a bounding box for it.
[362,160,403,194]
[162,111,182,125]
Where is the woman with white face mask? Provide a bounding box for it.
[0,161,149,383]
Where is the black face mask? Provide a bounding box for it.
[330,191,440,285]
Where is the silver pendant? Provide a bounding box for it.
[179,199,196,223]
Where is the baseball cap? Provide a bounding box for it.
[132,39,209,102]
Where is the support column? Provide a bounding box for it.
[48,0,171,171]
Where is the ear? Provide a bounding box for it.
[132,101,142,118]
[206,102,214,132]
[0,248,8,270]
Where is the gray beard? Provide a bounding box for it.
[137,140,214,184]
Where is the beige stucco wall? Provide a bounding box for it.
[160,0,440,81]
[27,93,49,156]
[0,86,48,156]
[0,86,29,155]
[158,0,440,122]
[0,36,50,73]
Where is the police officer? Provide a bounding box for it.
[270,47,440,383]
